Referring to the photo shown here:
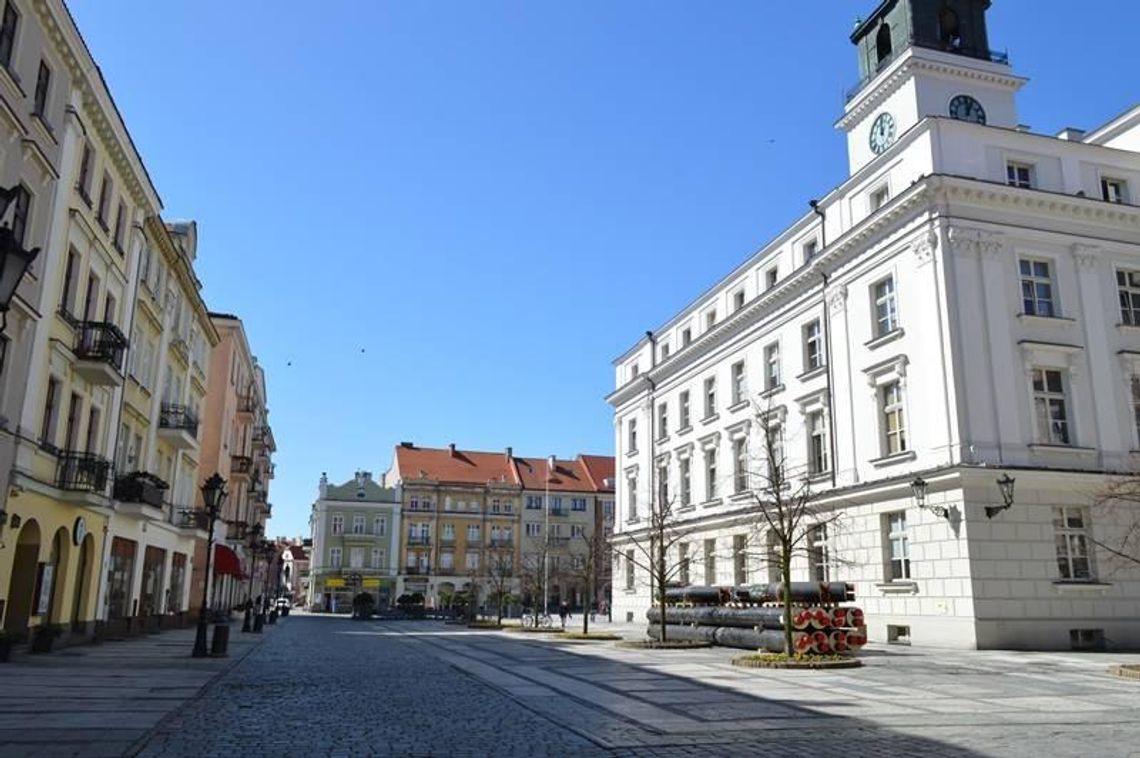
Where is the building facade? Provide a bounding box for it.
[386,443,614,611]
[308,471,400,612]
[609,0,1140,650]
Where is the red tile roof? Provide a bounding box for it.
[392,444,614,493]
[288,546,307,560]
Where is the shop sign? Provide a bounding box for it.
[325,578,346,588]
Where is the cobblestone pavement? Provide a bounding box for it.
[134,615,1140,757]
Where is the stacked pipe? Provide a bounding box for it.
[648,581,866,654]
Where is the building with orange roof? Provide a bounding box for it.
[385,443,613,612]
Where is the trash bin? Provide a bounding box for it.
[210,623,230,657]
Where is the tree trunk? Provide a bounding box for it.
[781,547,793,656]
[583,576,591,635]
[656,541,668,643]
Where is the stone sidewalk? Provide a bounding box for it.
[0,618,270,757]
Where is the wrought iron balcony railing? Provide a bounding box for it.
[56,451,112,493]
[112,471,168,507]
[407,536,432,546]
[231,455,252,475]
[159,404,199,435]
[74,321,128,372]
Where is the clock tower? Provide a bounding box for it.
[837,0,1027,174]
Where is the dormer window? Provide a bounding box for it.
[939,7,961,49]
[876,24,892,66]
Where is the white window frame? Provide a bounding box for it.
[803,319,823,372]
[808,523,831,581]
[1031,367,1071,445]
[1117,268,1140,326]
[806,409,829,475]
[802,238,819,265]
[679,455,692,506]
[703,538,716,585]
[880,380,908,456]
[1019,257,1057,317]
[731,360,747,405]
[703,377,717,419]
[732,287,746,312]
[1101,176,1127,204]
[627,474,638,521]
[628,418,638,452]
[872,275,899,337]
[331,514,344,535]
[732,436,748,494]
[884,511,910,580]
[374,516,386,536]
[704,444,718,501]
[763,342,781,391]
[765,266,778,290]
[868,183,890,212]
[1006,160,1034,189]
[679,390,690,429]
[352,515,365,535]
[657,401,668,439]
[330,547,342,568]
[1053,506,1093,580]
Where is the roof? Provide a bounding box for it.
[392,444,614,492]
[324,476,398,502]
[288,545,307,560]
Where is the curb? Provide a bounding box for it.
[731,655,862,670]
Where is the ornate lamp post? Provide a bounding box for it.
[0,185,40,337]
[192,473,228,658]
[911,476,949,520]
[986,474,1017,519]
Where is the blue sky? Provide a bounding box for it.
[69,1,1140,537]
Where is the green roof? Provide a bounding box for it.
[325,477,398,502]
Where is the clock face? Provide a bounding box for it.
[869,112,897,155]
[949,95,986,124]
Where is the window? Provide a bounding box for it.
[625,550,635,590]
[352,515,365,534]
[1019,259,1055,317]
[0,2,17,69]
[96,173,113,227]
[371,548,383,568]
[881,381,907,455]
[331,515,344,535]
[703,539,716,584]
[1132,376,1140,445]
[733,437,748,493]
[679,457,691,506]
[884,511,910,580]
[103,293,116,325]
[807,410,829,474]
[704,309,716,330]
[808,524,830,581]
[681,327,692,347]
[765,266,778,290]
[10,184,29,246]
[657,402,668,438]
[627,476,637,521]
[803,320,823,371]
[873,276,898,337]
[1118,269,1140,325]
[726,361,746,406]
[441,524,455,542]
[571,497,587,511]
[733,534,748,585]
[732,288,745,312]
[525,522,542,538]
[679,390,690,429]
[550,496,563,514]
[766,531,780,584]
[660,342,670,360]
[113,200,126,252]
[679,543,690,585]
[869,185,889,212]
[766,422,785,479]
[374,516,386,536]
[704,445,718,501]
[875,23,892,64]
[570,524,585,538]
[1054,506,1092,580]
[466,552,479,570]
[1006,161,1033,189]
[32,59,50,119]
[60,249,79,317]
[657,463,668,503]
[330,547,342,568]
[1032,368,1070,445]
[525,495,543,510]
[703,377,716,418]
[467,524,480,542]
[84,405,100,454]
[764,343,781,390]
[440,552,453,571]
[629,362,639,380]
[349,548,364,569]
[803,239,818,264]
[77,143,94,204]
[1102,178,1128,204]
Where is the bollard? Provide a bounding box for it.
[210,623,230,657]
[281,606,290,617]
[268,610,278,625]
[253,614,265,633]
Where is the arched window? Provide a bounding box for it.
[939,7,961,48]
[876,24,893,65]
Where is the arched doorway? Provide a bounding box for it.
[71,533,95,630]
[48,528,70,625]
[4,519,41,638]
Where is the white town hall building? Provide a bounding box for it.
[608,0,1140,650]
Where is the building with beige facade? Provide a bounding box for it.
[385,443,613,612]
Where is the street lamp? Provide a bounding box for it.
[0,185,40,337]
[192,473,228,658]
[986,474,1017,519]
[911,476,949,520]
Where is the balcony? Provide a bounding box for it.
[549,508,568,517]
[439,535,456,546]
[177,508,208,532]
[236,395,255,419]
[486,539,513,549]
[158,404,199,449]
[112,471,167,508]
[73,321,128,386]
[230,455,252,479]
[56,451,112,494]
[547,536,571,546]
[407,536,432,546]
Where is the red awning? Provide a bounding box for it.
[214,545,243,577]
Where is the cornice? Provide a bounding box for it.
[837,52,1027,131]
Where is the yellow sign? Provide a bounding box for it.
[362,578,381,588]
[325,578,346,587]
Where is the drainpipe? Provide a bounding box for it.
[810,201,839,489]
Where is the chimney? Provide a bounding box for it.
[1056,126,1085,141]
[449,443,457,457]
[505,446,513,459]
[400,441,414,448]
[361,471,372,482]
[319,472,329,499]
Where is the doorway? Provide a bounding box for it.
[4,519,41,638]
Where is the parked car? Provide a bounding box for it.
[275,597,291,611]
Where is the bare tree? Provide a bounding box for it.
[623,485,696,642]
[484,547,516,624]
[743,405,844,655]
[1091,478,1140,569]
[517,537,550,628]
[564,528,610,634]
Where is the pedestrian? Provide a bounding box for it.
[559,602,569,628]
